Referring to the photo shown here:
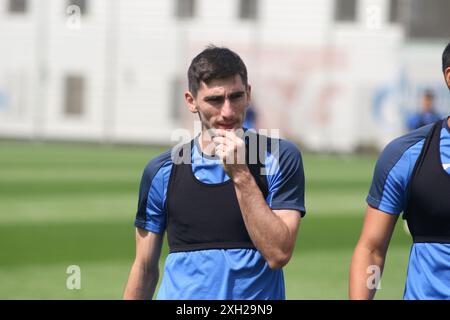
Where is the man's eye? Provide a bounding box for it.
[208,98,223,103]
[230,94,244,100]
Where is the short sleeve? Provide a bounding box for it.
[134,150,172,234]
[265,139,306,216]
[367,152,410,214]
[367,138,425,215]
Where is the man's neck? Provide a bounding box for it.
[199,130,215,156]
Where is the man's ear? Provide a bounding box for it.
[185,91,198,113]
[445,67,450,89]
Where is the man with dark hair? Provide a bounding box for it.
[349,43,450,300]
[443,42,450,75]
[407,89,441,131]
[124,46,305,299]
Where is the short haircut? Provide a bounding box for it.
[424,89,435,99]
[187,46,248,97]
[442,42,450,73]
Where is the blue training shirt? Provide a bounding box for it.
[367,118,450,300]
[135,135,306,300]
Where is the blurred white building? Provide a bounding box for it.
[0,0,449,151]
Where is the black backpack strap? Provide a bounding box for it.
[403,120,443,220]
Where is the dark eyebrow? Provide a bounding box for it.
[229,91,245,98]
[203,91,245,102]
[203,95,224,102]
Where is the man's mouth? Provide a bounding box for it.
[216,122,237,129]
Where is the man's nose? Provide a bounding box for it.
[221,99,235,118]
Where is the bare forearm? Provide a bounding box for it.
[233,170,295,268]
[123,261,159,300]
[349,244,385,300]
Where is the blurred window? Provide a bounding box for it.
[170,77,183,121]
[67,0,87,15]
[389,0,400,23]
[8,0,27,13]
[65,75,84,116]
[406,0,450,39]
[239,0,258,20]
[175,0,195,19]
[334,0,357,22]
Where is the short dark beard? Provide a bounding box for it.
[196,111,210,132]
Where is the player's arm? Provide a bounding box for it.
[233,172,301,270]
[349,205,398,300]
[213,130,302,269]
[123,228,163,300]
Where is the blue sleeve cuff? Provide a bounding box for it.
[134,218,164,234]
[270,201,306,217]
[366,195,400,215]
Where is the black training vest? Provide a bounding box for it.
[166,135,269,253]
[404,119,450,243]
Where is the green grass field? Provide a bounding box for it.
[0,141,411,299]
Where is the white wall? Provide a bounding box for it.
[0,0,448,151]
